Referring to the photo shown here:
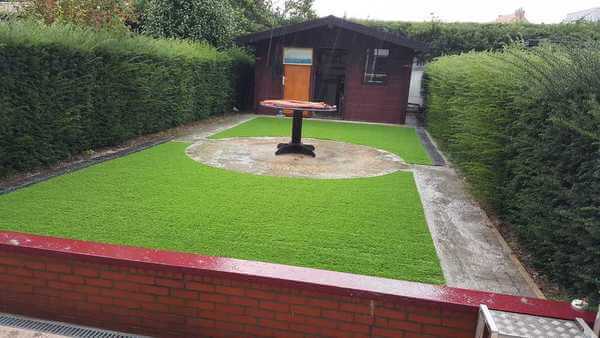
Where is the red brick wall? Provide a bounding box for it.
[0,250,475,338]
[0,232,594,338]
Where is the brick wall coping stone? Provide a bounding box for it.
[0,231,594,324]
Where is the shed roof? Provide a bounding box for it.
[236,15,427,52]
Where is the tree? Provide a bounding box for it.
[275,0,317,24]
[229,0,278,34]
[143,0,240,48]
[230,0,317,34]
[21,0,134,31]
[142,0,317,46]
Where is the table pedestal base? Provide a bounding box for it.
[276,143,315,157]
[274,109,316,157]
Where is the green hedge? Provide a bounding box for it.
[362,20,600,59]
[425,45,600,302]
[0,21,253,177]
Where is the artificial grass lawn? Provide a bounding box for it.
[0,142,443,284]
[211,117,433,165]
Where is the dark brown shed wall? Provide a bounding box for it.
[254,40,283,115]
[344,45,413,124]
[251,27,414,124]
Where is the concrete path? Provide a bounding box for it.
[177,113,540,297]
[175,113,255,142]
[413,161,538,297]
[405,114,538,296]
[0,326,63,338]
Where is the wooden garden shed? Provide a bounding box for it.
[236,15,426,124]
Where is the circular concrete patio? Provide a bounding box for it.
[185,137,409,179]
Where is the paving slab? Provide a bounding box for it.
[186,137,409,179]
[413,164,538,297]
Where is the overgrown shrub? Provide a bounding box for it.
[21,0,134,30]
[425,45,600,302]
[0,21,253,177]
[142,0,240,48]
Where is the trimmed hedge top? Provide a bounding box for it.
[0,20,223,59]
[362,20,600,58]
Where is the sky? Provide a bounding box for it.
[312,0,600,23]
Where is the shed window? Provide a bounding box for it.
[364,48,389,84]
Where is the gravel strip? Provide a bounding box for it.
[417,127,445,166]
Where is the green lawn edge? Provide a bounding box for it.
[0,141,444,284]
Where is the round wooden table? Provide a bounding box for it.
[260,100,337,157]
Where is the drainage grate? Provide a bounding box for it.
[0,312,151,338]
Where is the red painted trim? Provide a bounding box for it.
[0,231,595,323]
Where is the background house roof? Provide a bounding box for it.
[564,7,600,22]
[236,15,427,52]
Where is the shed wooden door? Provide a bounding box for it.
[283,64,311,101]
